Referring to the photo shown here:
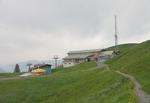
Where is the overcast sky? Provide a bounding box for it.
[0,0,150,65]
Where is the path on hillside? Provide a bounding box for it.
[84,62,150,103]
[0,77,21,81]
[116,71,150,103]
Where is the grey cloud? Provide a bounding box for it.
[0,0,114,37]
[0,0,149,65]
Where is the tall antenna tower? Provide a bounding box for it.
[114,15,118,52]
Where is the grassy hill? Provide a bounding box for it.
[0,62,135,103]
[107,40,150,94]
[1,40,149,103]
[106,43,137,52]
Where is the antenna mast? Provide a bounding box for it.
[114,15,118,52]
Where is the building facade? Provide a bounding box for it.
[63,49,103,67]
[98,51,114,62]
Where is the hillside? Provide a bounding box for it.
[107,43,138,52]
[107,40,150,94]
[1,40,149,103]
[0,62,135,103]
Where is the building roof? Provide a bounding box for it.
[32,64,51,70]
[99,51,114,56]
[68,49,103,54]
[64,54,93,59]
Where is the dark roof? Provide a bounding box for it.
[68,49,103,54]
[64,54,93,59]
[32,64,51,69]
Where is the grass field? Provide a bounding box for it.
[1,40,149,103]
[0,62,135,103]
[107,40,150,94]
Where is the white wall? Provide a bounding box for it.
[63,62,76,68]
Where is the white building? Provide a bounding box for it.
[98,51,114,62]
[63,49,103,68]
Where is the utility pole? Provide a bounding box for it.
[53,55,59,68]
[114,15,118,53]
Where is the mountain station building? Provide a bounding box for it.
[63,49,103,67]
[63,49,115,68]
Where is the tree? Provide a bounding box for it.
[14,64,21,73]
[26,63,32,72]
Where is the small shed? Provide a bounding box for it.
[32,64,52,74]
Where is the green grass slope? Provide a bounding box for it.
[107,43,137,53]
[107,40,150,94]
[0,62,135,103]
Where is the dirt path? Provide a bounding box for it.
[116,71,150,103]
[0,77,21,81]
[96,62,110,70]
[86,62,150,103]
